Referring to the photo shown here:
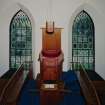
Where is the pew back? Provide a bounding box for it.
[75,64,101,105]
[0,62,33,105]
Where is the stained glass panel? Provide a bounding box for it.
[72,11,95,70]
[10,10,32,70]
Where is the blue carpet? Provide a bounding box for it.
[18,71,85,105]
[60,93,85,105]
[18,80,40,105]
[60,70,85,105]
[61,70,81,92]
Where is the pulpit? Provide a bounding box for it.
[38,22,64,105]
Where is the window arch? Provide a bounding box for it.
[10,10,32,70]
[72,10,95,70]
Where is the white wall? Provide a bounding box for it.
[0,0,105,79]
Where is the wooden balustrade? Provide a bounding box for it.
[0,62,33,105]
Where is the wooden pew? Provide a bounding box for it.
[0,65,24,105]
[0,79,8,95]
[93,81,105,92]
[0,62,33,105]
[76,68,101,105]
[92,81,105,105]
[0,69,15,98]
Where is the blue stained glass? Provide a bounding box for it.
[72,10,95,70]
[10,10,32,70]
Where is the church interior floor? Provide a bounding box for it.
[18,71,86,105]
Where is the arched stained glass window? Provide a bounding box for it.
[10,10,32,70]
[72,10,95,70]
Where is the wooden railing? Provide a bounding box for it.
[0,61,33,105]
[70,62,101,105]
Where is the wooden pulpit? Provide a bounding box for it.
[42,22,62,57]
[38,22,64,105]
